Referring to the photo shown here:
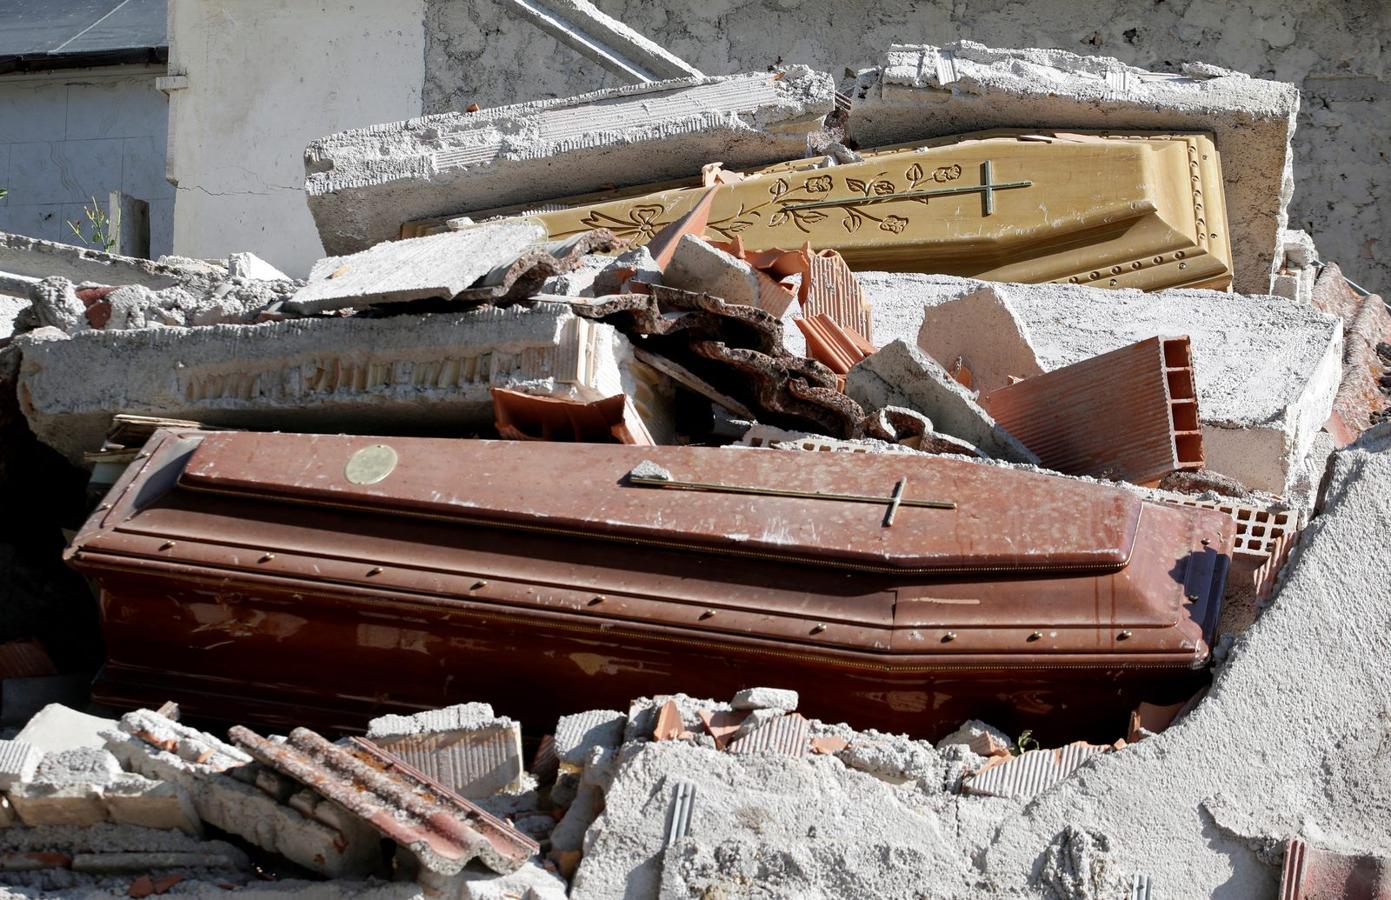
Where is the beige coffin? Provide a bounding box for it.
[411,131,1232,292]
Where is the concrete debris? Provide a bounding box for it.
[845,339,1039,463]
[305,68,836,255]
[284,221,548,315]
[730,687,798,712]
[848,41,1298,294]
[866,273,1342,492]
[1,26,1384,900]
[366,702,527,800]
[15,302,639,464]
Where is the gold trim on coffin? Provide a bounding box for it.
[402,130,1233,292]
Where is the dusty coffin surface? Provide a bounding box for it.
[974,427,1391,897]
[863,273,1343,494]
[847,42,1299,294]
[304,67,835,255]
[12,302,642,465]
[70,430,1233,742]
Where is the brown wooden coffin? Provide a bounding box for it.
[68,430,1235,742]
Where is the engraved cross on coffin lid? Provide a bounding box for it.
[438,130,1232,292]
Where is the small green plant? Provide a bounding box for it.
[67,196,115,252]
[1010,729,1040,756]
[0,187,7,201]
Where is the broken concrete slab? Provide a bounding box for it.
[16,704,118,756]
[553,709,626,773]
[0,231,236,292]
[976,430,1391,897]
[304,68,836,255]
[283,220,547,315]
[14,302,642,464]
[365,702,525,799]
[498,0,702,84]
[864,273,1343,493]
[0,739,43,788]
[731,688,798,712]
[847,42,1299,294]
[663,235,767,312]
[845,340,1038,463]
[570,741,979,899]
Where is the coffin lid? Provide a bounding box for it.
[168,432,1141,574]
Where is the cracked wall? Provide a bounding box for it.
[164,0,427,275]
[424,0,1391,293]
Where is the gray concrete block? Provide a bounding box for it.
[553,709,626,772]
[304,68,835,255]
[15,704,118,756]
[861,272,1343,493]
[102,776,202,836]
[663,235,764,309]
[14,302,636,464]
[7,782,108,827]
[284,220,546,315]
[845,340,1038,464]
[847,42,1299,294]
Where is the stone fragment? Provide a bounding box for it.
[305,68,835,254]
[730,687,799,712]
[452,856,570,900]
[0,740,42,788]
[15,303,638,464]
[552,709,626,772]
[866,273,1343,493]
[847,42,1299,294]
[498,0,702,84]
[227,252,292,282]
[15,704,118,755]
[846,340,1038,463]
[663,235,767,310]
[283,220,547,315]
[366,703,525,799]
[935,720,1012,758]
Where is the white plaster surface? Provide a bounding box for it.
[164,0,427,276]
[0,67,174,259]
[860,272,1343,492]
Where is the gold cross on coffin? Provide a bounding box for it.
[781,160,1031,217]
[627,463,955,528]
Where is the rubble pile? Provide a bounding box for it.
[0,29,1387,900]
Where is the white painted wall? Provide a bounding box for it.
[0,65,174,258]
[164,0,425,276]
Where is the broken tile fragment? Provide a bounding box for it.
[961,741,1109,801]
[366,702,526,799]
[795,314,874,375]
[981,336,1204,484]
[492,388,655,445]
[727,713,809,757]
[652,700,685,742]
[846,340,1037,463]
[1280,839,1391,899]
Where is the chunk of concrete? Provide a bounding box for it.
[14,303,640,464]
[227,252,292,282]
[367,703,525,799]
[553,709,626,772]
[284,221,547,315]
[570,741,978,899]
[847,42,1300,294]
[0,231,236,291]
[978,427,1391,896]
[304,68,836,255]
[498,0,702,84]
[731,687,798,712]
[862,273,1343,493]
[845,340,1038,464]
[15,704,118,755]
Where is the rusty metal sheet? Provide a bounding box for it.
[229,726,536,876]
[983,336,1203,484]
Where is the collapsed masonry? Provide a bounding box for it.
[0,26,1387,900]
